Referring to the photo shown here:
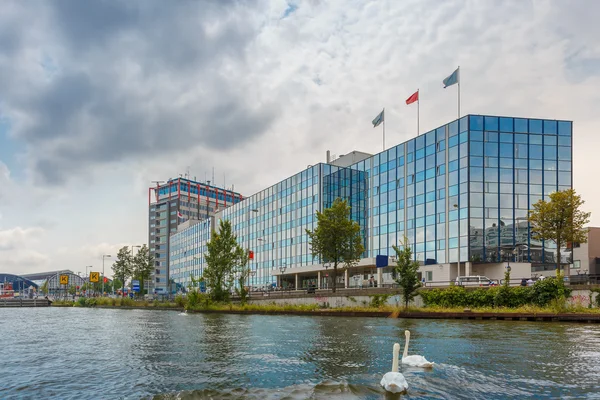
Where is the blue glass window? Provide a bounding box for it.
[558,136,571,146]
[544,120,557,134]
[558,161,571,171]
[499,117,513,132]
[530,119,543,134]
[515,118,528,133]
[470,167,483,181]
[558,171,571,186]
[459,131,468,144]
[499,143,513,157]
[530,159,543,170]
[484,116,499,131]
[558,121,572,136]
[558,147,572,160]
[470,130,483,141]
[470,142,483,156]
[485,142,498,156]
[529,144,542,159]
[470,115,483,131]
[485,131,498,142]
[514,134,527,144]
[544,145,557,160]
[449,121,459,136]
[470,156,483,167]
[426,144,436,156]
[436,127,446,142]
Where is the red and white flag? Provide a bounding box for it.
[177,211,184,219]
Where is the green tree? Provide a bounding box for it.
[234,251,251,305]
[306,198,364,293]
[204,219,246,302]
[392,238,421,308]
[528,189,591,274]
[40,280,48,295]
[133,245,154,296]
[112,246,133,295]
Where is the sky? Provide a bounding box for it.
[1,0,599,277]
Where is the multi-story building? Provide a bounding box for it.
[572,227,600,279]
[148,178,244,293]
[170,114,573,290]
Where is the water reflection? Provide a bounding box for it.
[1,309,599,400]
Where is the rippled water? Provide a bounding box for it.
[1,308,599,399]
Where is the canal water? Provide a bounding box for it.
[1,308,599,399]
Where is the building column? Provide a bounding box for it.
[465,261,472,277]
[377,268,383,287]
[344,269,349,288]
[295,273,299,290]
[317,271,321,289]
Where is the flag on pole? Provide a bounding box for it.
[372,109,384,127]
[406,90,419,105]
[177,211,185,219]
[443,67,459,88]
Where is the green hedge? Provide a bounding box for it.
[421,277,572,308]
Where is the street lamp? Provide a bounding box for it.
[279,264,287,289]
[85,265,92,296]
[102,255,111,296]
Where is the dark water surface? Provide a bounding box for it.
[1,308,599,399]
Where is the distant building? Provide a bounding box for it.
[148,178,244,294]
[572,227,600,276]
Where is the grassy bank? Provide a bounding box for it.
[50,297,600,317]
[52,297,180,308]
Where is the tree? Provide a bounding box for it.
[234,251,251,305]
[306,198,364,293]
[392,238,421,308]
[40,280,48,295]
[528,189,591,274]
[204,219,246,302]
[112,246,133,296]
[132,245,154,296]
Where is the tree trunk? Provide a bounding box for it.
[556,239,562,276]
[331,264,337,293]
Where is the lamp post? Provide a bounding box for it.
[279,264,287,289]
[102,255,112,296]
[323,261,330,289]
[85,265,92,297]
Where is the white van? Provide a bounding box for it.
[455,276,492,287]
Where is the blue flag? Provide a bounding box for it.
[372,109,384,127]
[443,67,459,88]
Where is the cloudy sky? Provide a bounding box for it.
[1,0,599,276]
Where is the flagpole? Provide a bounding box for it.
[382,107,385,151]
[457,66,461,119]
[417,89,420,136]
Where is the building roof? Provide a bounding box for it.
[19,270,74,281]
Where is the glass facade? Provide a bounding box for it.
[169,115,573,288]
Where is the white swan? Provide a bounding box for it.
[380,343,408,393]
[402,330,434,368]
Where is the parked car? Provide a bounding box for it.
[455,276,492,286]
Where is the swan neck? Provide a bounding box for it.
[392,344,399,372]
[403,334,409,358]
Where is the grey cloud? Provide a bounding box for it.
[1,0,275,186]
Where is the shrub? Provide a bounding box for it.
[369,294,391,308]
[175,294,186,308]
[532,276,572,307]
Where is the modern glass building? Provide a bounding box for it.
[170,114,572,289]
